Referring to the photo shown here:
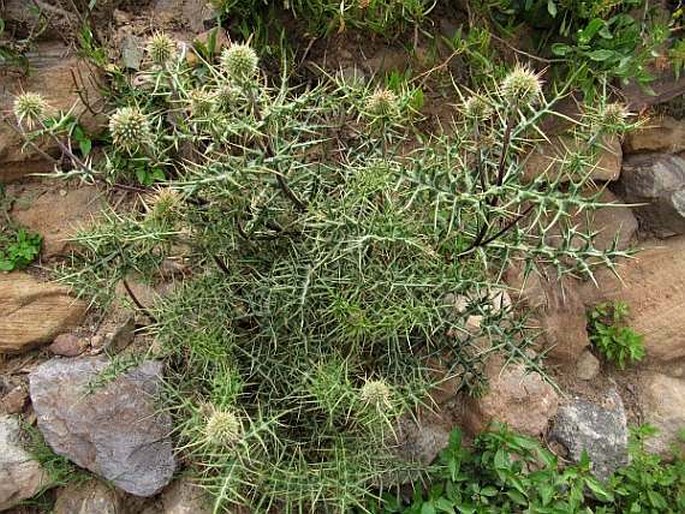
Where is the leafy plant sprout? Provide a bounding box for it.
[24,33,636,511]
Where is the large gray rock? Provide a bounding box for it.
[640,373,685,457]
[615,153,685,237]
[549,390,628,480]
[29,357,176,497]
[0,415,49,510]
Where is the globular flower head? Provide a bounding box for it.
[215,85,243,112]
[13,92,49,130]
[599,102,630,127]
[146,33,177,65]
[146,188,183,223]
[109,106,152,154]
[187,89,214,118]
[500,66,543,107]
[365,88,397,117]
[463,95,493,122]
[203,407,243,447]
[220,43,259,83]
[360,379,392,408]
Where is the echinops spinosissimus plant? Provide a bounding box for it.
[14,31,638,512]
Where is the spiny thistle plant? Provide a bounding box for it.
[34,33,638,513]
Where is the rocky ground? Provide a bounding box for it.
[1,1,685,513]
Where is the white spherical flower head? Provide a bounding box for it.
[109,106,152,154]
[463,95,493,121]
[220,43,259,83]
[146,33,177,65]
[360,379,392,408]
[500,66,543,107]
[365,88,398,117]
[13,92,49,130]
[187,89,214,117]
[600,103,630,127]
[204,408,243,447]
[215,85,242,111]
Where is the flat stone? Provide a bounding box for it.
[11,185,104,258]
[575,350,600,381]
[549,390,628,481]
[579,236,685,362]
[0,42,104,183]
[0,272,86,354]
[0,415,50,510]
[464,353,559,436]
[640,372,685,457]
[53,479,123,514]
[29,357,176,497]
[523,135,622,183]
[614,153,685,237]
[48,333,89,357]
[624,116,685,154]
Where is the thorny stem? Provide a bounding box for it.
[122,278,157,322]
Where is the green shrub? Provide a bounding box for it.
[587,301,645,369]
[15,34,636,511]
[481,0,673,98]
[0,228,42,271]
[371,424,685,514]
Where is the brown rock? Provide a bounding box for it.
[523,135,622,183]
[579,236,685,362]
[507,266,590,364]
[0,42,104,183]
[0,272,86,354]
[463,353,559,436]
[640,372,685,456]
[625,116,685,154]
[0,385,29,414]
[53,480,124,514]
[10,185,103,258]
[158,477,213,514]
[575,350,600,381]
[48,333,88,357]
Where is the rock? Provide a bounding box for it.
[640,373,685,457]
[578,236,685,362]
[545,189,637,252]
[549,390,628,481]
[154,0,216,33]
[614,153,685,237]
[53,480,124,514]
[0,272,86,354]
[48,333,88,357]
[29,357,176,497]
[10,184,104,259]
[396,413,452,465]
[575,350,600,381]
[507,266,590,364]
[622,68,685,111]
[0,385,29,414]
[464,354,559,437]
[121,34,144,70]
[0,42,104,183]
[625,116,685,154]
[157,477,213,514]
[523,135,622,183]
[0,415,50,511]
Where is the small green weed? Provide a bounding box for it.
[369,424,685,513]
[587,301,645,370]
[0,228,42,272]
